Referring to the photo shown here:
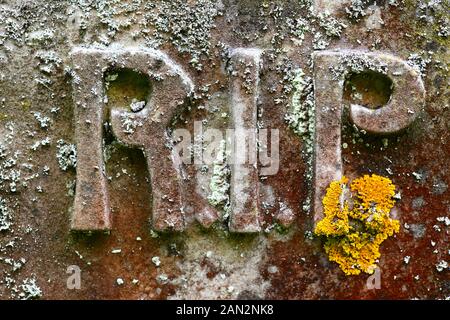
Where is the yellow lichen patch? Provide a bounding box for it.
[315,177,350,237]
[315,174,400,276]
[351,174,395,214]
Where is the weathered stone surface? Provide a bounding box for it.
[0,0,448,300]
[72,47,194,232]
[228,48,262,233]
[312,49,425,225]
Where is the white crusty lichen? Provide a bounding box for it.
[287,17,310,45]
[0,196,11,231]
[35,50,62,75]
[120,113,143,134]
[169,235,270,299]
[207,140,230,218]
[0,130,24,193]
[130,99,145,113]
[19,278,42,300]
[56,139,77,171]
[1,257,26,272]
[156,274,169,285]
[330,53,388,80]
[26,28,55,46]
[316,11,348,38]
[436,216,450,226]
[295,4,348,50]
[151,256,161,267]
[30,137,51,151]
[313,32,330,50]
[144,0,221,70]
[0,122,30,193]
[33,112,51,129]
[345,0,369,21]
[407,53,431,77]
[437,22,449,38]
[435,260,448,272]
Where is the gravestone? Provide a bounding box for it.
[0,0,448,299]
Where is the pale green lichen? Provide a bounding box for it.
[285,68,315,155]
[207,140,230,219]
[285,68,315,213]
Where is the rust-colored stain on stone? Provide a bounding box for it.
[0,0,448,300]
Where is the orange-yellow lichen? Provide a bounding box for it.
[315,174,400,276]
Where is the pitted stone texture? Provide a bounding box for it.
[0,0,447,301]
[228,48,262,233]
[312,49,425,225]
[70,48,112,231]
[71,47,194,231]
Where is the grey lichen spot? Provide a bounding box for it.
[227,57,259,94]
[105,73,118,84]
[156,273,169,285]
[296,3,349,50]
[409,223,426,239]
[56,139,77,171]
[412,171,424,182]
[66,179,76,197]
[412,196,426,210]
[267,265,279,274]
[1,257,26,272]
[151,256,161,267]
[436,216,450,226]
[432,179,448,195]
